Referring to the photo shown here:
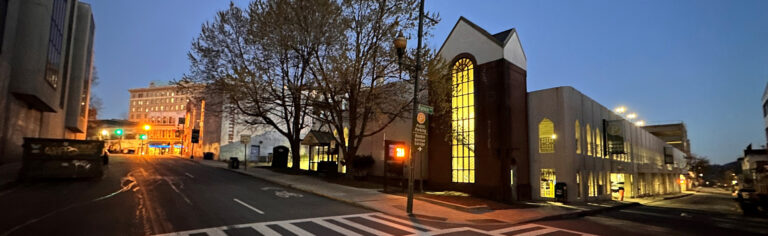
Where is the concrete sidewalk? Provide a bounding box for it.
[189,158,685,225]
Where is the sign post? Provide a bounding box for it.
[241,134,251,170]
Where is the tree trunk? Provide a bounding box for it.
[290,140,301,170]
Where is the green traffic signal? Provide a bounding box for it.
[115,129,123,135]
[140,134,147,140]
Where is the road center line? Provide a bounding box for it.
[185,172,194,178]
[234,198,265,214]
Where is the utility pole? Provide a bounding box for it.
[407,0,425,215]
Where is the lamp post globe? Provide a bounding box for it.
[394,31,407,62]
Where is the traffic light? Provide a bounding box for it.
[191,129,200,143]
[115,129,123,135]
[140,134,148,140]
[395,145,406,160]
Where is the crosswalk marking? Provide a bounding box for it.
[369,213,439,231]
[250,224,280,236]
[277,222,314,235]
[333,217,392,235]
[312,218,364,236]
[154,212,597,236]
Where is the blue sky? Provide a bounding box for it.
[83,0,768,164]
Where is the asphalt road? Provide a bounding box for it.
[0,155,601,236]
[530,190,768,236]
[0,154,370,236]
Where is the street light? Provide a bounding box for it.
[144,125,151,131]
[614,106,626,114]
[393,0,426,215]
[101,129,108,136]
[626,113,637,120]
[634,120,645,126]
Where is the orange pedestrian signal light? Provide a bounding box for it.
[396,146,406,159]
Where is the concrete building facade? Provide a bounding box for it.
[0,0,95,164]
[528,87,687,202]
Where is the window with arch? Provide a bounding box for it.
[575,120,581,154]
[586,124,592,156]
[595,127,603,157]
[451,58,475,183]
[539,118,555,153]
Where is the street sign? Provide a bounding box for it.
[413,112,428,150]
[240,134,251,144]
[418,104,433,115]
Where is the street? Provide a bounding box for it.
[0,155,598,236]
[0,154,368,235]
[529,190,768,236]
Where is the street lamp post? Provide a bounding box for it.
[393,0,425,215]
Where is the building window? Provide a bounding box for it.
[540,169,556,198]
[588,172,596,197]
[576,172,582,199]
[539,118,555,153]
[0,0,9,54]
[595,127,602,158]
[451,58,475,183]
[586,124,592,156]
[575,120,581,154]
[44,0,69,88]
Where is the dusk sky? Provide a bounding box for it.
[82,0,768,164]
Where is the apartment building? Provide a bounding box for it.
[127,82,190,154]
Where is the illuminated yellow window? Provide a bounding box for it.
[596,128,602,157]
[540,169,556,198]
[575,120,581,154]
[539,118,555,153]
[586,124,592,156]
[451,58,475,183]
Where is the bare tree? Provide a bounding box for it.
[308,0,449,171]
[182,0,343,169]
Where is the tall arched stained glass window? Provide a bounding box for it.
[451,58,475,183]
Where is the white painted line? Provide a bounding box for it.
[200,228,228,236]
[489,224,540,234]
[315,219,363,236]
[184,173,194,178]
[164,178,192,205]
[250,225,280,236]
[517,227,558,236]
[279,223,314,236]
[360,215,417,233]
[334,217,390,235]
[370,213,439,231]
[233,198,264,214]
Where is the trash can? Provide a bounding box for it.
[203,152,214,160]
[229,157,240,169]
[271,146,289,168]
[555,182,567,202]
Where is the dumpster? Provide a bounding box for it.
[555,182,568,202]
[19,138,106,179]
[203,152,214,160]
[229,157,240,169]
[271,146,289,168]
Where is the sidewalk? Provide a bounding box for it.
[189,158,681,225]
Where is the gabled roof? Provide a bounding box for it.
[438,17,519,55]
[301,131,335,145]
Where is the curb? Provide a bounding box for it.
[415,196,489,213]
[517,202,641,224]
